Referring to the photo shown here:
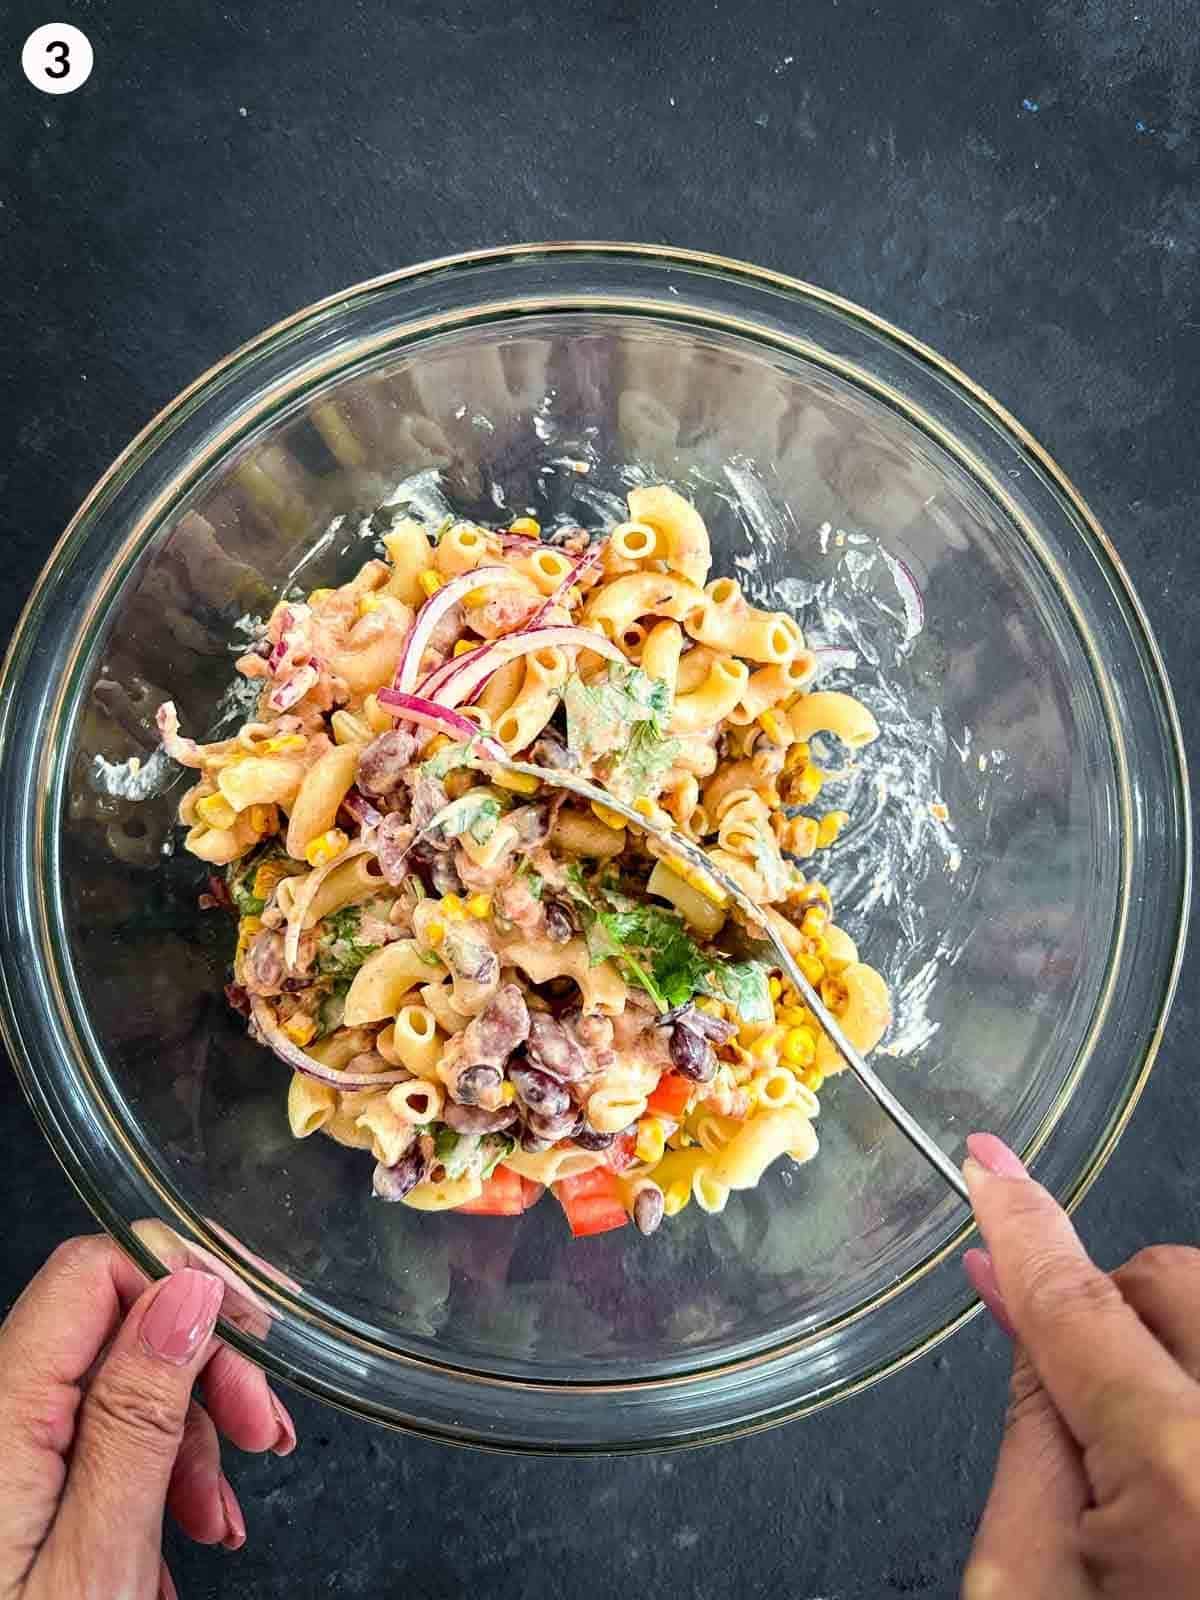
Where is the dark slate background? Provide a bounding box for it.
[2,3,1197,1595]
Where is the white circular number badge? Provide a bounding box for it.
[22,23,93,95]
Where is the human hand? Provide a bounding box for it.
[0,1231,297,1600]
[961,1133,1200,1599]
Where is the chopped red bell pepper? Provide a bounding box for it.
[607,1130,638,1172]
[456,1165,526,1215]
[645,1072,693,1120]
[553,1168,629,1238]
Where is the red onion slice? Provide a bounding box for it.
[418,625,627,709]
[374,690,507,759]
[525,538,608,632]
[887,555,925,639]
[391,565,512,693]
[250,998,410,1089]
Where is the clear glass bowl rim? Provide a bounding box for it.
[0,241,1191,1451]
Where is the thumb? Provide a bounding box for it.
[45,1268,224,1594]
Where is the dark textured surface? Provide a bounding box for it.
[2,2,1197,1595]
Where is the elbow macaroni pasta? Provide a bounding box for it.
[168,480,895,1237]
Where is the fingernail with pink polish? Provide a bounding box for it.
[219,1474,246,1552]
[964,1131,1029,1180]
[269,1392,297,1457]
[140,1269,223,1367]
[964,1247,1016,1339]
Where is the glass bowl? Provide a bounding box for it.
[0,245,1189,1452]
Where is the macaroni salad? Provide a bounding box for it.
[159,485,891,1237]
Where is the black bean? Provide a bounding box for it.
[659,1001,736,1045]
[572,1127,616,1151]
[529,733,579,770]
[357,730,418,796]
[543,900,575,944]
[455,1064,502,1104]
[443,1100,518,1135]
[509,801,554,847]
[372,1146,425,1201]
[528,1107,583,1142]
[443,925,499,984]
[509,1063,570,1118]
[669,1023,717,1083]
[430,856,464,896]
[526,1011,588,1081]
[633,1186,665,1236]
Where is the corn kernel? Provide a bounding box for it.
[196,793,239,830]
[358,593,383,616]
[465,893,492,919]
[801,1064,825,1092]
[776,1005,808,1028]
[426,734,450,756]
[425,921,445,947]
[509,516,541,536]
[768,976,783,1001]
[757,709,789,746]
[793,764,824,805]
[462,588,490,609]
[418,568,443,597]
[679,865,729,907]
[695,997,725,1019]
[590,800,626,831]
[251,861,290,901]
[261,733,307,755]
[453,638,476,656]
[240,915,264,938]
[782,1026,817,1068]
[248,804,277,836]
[307,587,334,603]
[632,796,657,819]
[663,1179,692,1217]
[283,1014,317,1047]
[805,881,833,907]
[500,1081,517,1106]
[440,894,466,920]
[784,741,812,773]
[797,952,825,987]
[817,810,850,849]
[305,828,349,867]
[636,1117,667,1166]
[800,906,829,937]
[493,769,541,795]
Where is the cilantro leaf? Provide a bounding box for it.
[478,1134,515,1179]
[226,840,301,917]
[563,664,671,765]
[434,1127,481,1179]
[229,878,265,918]
[317,977,352,1036]
[428,791,502,846]
[316,905,379,977]
[518,862,544,900]
[701,959,773,1024]
[421,738,484,781]
[604,720,681,805]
